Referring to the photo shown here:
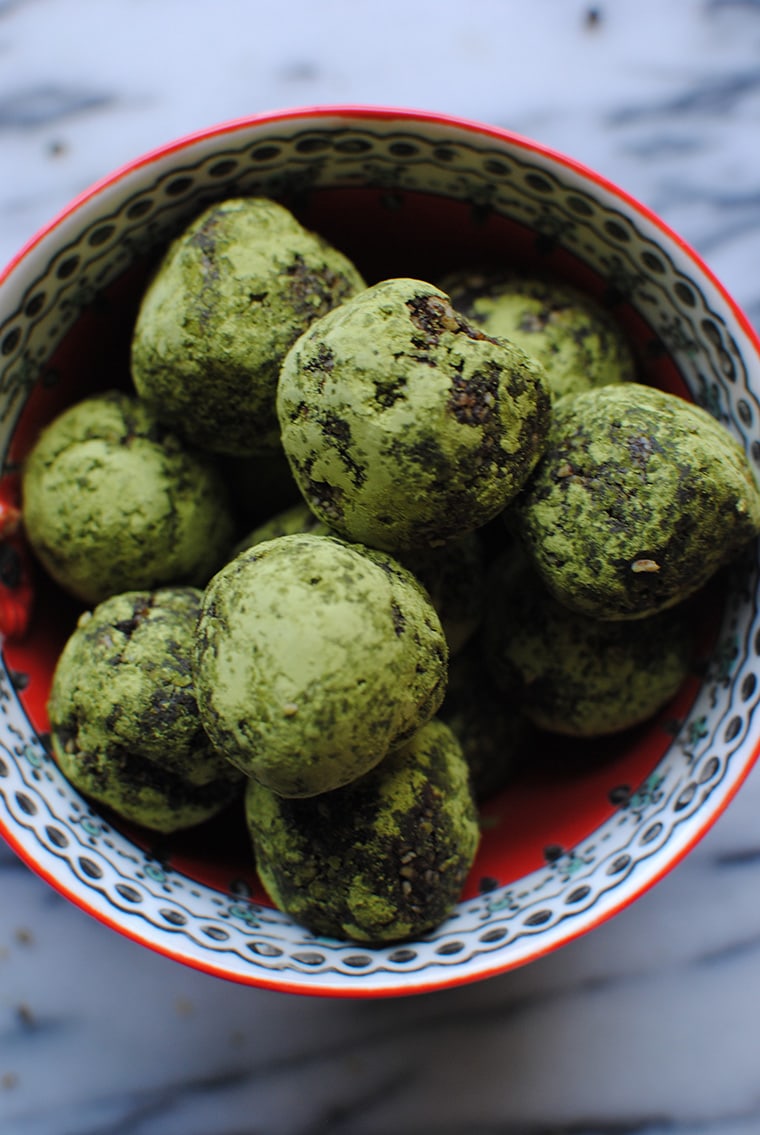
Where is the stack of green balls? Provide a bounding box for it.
[25,195,760,945]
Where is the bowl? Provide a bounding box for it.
[1,105,759,998]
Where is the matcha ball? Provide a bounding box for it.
[234,502,483,654]
[246,718,480,943]
[194,533,448,797]
[277,278,551,552]
[48,588,242,832]
[22,391,234,604]
[511,384,760,620]
[484,551,695,736]
[440,637,534,800]
[439,269,637,399]
[131,197,366,456]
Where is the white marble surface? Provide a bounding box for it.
[3,0,760,1131]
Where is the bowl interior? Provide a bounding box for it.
[1,109,758,996]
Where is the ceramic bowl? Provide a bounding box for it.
[1,106,759,998]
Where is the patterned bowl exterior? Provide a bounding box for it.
[1,106,759,997]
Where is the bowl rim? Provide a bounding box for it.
[3,102,760,997]
[4,100,759,353]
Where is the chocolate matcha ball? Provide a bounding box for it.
[484,551,695,736]
[131,197,366,456]
[194,533,448,797]
[277,278,551,552]
[245,718,480,943]
[511,384,760,620]
[22,391,234,604]
[48,588,242,832]
[439,269,637,399]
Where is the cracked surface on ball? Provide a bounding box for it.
[22,391,234,604]
[511,384,760,620]
[277,277,551,552]
[131,197,365,456]
[440,269,637,400]
[48,588,242,832]
[245,718,479,943]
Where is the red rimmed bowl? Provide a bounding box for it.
[1,105,758,997]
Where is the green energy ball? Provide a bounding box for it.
[439,269,637,399]
[131,197,366,456]
[511,384,760,620]
[194,533,448,797]
[245,718,480,943]
[48,588,242,832]
[484,552,695,736]
[440,637,534,800]
[277,278,551,552]
[22,391,234,605]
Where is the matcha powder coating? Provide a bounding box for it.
[245,718,480,943]
[512,384,760,619]
[131,197,366,456]
[484,551,695,736]
[22,391,234,604]
[48,588,242,832]
[194,533,449,797]
[277,278,551,552]
[439,269,637,400]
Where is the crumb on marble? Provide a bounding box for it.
[15,1004,34,1029]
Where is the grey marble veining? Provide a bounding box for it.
[3,1,760,1132]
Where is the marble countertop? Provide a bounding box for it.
[4,1,760,1132]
